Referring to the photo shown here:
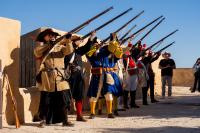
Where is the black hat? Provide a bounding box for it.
[36,28,60,42]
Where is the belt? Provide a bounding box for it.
[41,67,65,72]
[91,67,117,75]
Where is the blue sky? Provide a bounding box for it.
[1,0,200,68]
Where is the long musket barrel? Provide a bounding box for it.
[155,41,175,54]
[134,17,165,46]
[121,15,163,44]
[54,7,113,44]
[119,24,137,41]
[81,8,133,40]
[102,10,144,42]
[69,6,113,33]
[145,29,178,52]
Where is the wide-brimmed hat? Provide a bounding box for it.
[36,28,60,42]
[162,51,171,57]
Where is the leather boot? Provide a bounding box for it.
[130,91,140,108]
[142,87,148,105]
[123,90,129,109]
[62,108,74,127]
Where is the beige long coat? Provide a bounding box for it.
[34,40,73,92]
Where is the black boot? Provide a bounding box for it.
[89,114,95,119]
[98,109,102,115]
[37,115,46,128]
[33,113,41,122]
[63,108,74,127]
[192,75,198,92]
[130,91,140,108]
[108,113,115,118]
[142,87,148,105]
[38,119,46,128]
[114,110,119,116]
[123,90,129,109]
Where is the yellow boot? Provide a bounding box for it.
[89,101,96,119]
[106,100,115,118]
[113,96,119,116]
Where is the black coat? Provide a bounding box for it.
[64,39,93,100]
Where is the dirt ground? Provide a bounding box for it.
[1,86,200,133]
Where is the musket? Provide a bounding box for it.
[102,10,144,43]
[121,15,163,44]
[133,17,165,46]
[144,29,178,52]
[53,6,113,44]
[3,73,20,128]
[69,6,113,33]
[81,8,133,40]
[119,24,137,41]
[154,41,175,54]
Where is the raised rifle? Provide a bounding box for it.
[102,10,144,43]
[119,24,137,41]
[54,6,113,44]
[121,15,163,44]
[69,6,113,33]
[144,29,178,52]
[81,8,133,40]
[154,41,175,55]
[133,17,165,47]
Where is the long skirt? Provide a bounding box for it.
[38,90,71,124]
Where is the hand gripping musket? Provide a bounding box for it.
[143,29,178,52]
[119,24,137,41]
[154,41,175,55]
[91,10,143,49]
[36,8,132,85]
[103,10,144,43]
[53,6,113,44]
[2,72,20,128]
[87,10,141,57]
[121,15,163,45]
[133,17,165,47]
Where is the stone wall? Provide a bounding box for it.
[173,68,194,87]
[0,17,21,125]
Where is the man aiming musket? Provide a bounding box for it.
[33,6,115,125]
[63,8,133,120]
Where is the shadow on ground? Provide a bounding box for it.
[117,95,200,119]
[98,126,200,133]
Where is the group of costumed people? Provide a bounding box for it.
[34,28,162,127]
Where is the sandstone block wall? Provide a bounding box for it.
[173,68,194,87]
[0,17,21,125]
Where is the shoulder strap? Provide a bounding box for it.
[69,53,75,64]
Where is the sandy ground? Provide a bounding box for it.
[1,86,200,133]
